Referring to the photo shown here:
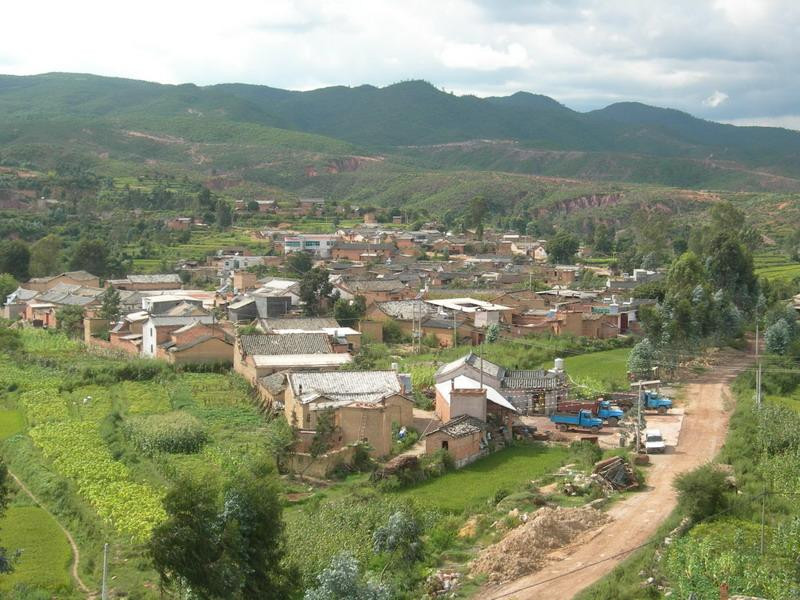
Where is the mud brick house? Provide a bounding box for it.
[234,332,351,383]
[425,415,489,468]
[156,321,233,365]
[435,353,568,415]
[106,274,182,292]
[331,242,396,262]
[284,370,414,457]
[25,270,100,292]
[363,300,474,347]
[335,279,414,304]
[141,314,217,357]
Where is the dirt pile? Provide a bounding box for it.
[471,507,611,583]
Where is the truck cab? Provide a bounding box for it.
[642,391,673,414]
[550,409,604,433]
[596,400,624,425]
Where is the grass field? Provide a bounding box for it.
[754,253,800,282]
[0,505,73,593]
[563,347,631,391]
[0,409,24,440]
[394,444,569,512]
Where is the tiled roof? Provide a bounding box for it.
[170,334,232,353]
[149,315,216,327]
[429,414,486,438]
[128,274,182,284]
[376,300,437,321]
[344,279,407,293]
[259,372,288,395]
[333,242,395,251]
[164,302,209,317]
[239,333,332,356]
[289,370,401,405]
[260,317,339,332]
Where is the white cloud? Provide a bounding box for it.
[703,91,729,107]
[439,42,530,71]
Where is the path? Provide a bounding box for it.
[8,470,95,597]
[483,352,752,600]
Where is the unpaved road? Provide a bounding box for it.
[484,355,751,600]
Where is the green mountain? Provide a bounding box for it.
[1,72,800,193]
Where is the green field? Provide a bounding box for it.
[564,347,631,391]
[0,505,73,593]
[754,253,800,282]
[0,410,24,440]
[394,444,568,512]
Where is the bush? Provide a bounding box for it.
[382,321,408,344]
[569,440,603,469]
[123,411,207,455]
[674,464,728,522]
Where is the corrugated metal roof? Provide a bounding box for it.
[240,333,332,356]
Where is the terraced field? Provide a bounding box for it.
[754,253,800,282]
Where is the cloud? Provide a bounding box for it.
[703,91,729,108]
[439,42,530,71]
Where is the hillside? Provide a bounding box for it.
[2,72,800,202]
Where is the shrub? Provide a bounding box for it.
[123,411,207,456]
[674,464,728,522]
[569,440,603,469]
[382,321,408,344]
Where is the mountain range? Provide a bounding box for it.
[1,72,800,195]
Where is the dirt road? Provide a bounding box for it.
[484,357,749,600]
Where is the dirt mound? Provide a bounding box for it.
[471,506,611,583]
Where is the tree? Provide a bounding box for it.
[628,338,657,379]
[0,240,30,281]
[287,251,313,275]
[593,223,614,254]
[98,285,121,322]
[304,553,389,600]
[216,200,233,228]
[300,267,333,316]
[0,459,16,574]
[765,320,793,355]
[468,196,487,240]
[705,233,757,309]
[264,417,295,472]
[674,464,728,522]
[333,295,366,327]
[70,239,107,277]
[149,459,294,599]
[310,410,336,458]
[547,231,580,264]
[372,511,422,563]
[485,323,500,343]
[29,234,62,277]
[666,252,704,297]
[246,200,259,212]
[0,274,18,307]
[56,305,84,337]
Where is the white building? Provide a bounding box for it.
[283,234,338,258]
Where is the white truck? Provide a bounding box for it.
[644,429,666,454]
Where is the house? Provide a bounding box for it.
[106,274,182,291]
[607,269,664,291]
[335,279,414,304]
[233,333,351,383]
[298,197,326,215]
[331,242,396,262]
[284,370,414,457]
[165,217,194,230]
[232,271,258,293]
[258,317,362,352]
[157,321,234,366]
[141,315,216,357]
[22,284,104,328]
[363,300,474,347]
[283,234,338,258]
[25,271,100,292]
[433,375,516,432]
[425,415,489,468]
[425,298,514,327]
[435,353,568,415]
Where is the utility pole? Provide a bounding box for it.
[636,380,642,454]
[452,310,457,348]
[101,543,109,600]
[755,306,762,408]
[760,486,766,555]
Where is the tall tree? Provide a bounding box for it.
[56,305,84,337]
[216,200,233,229]
[29,234,62,277]
[149,459,294,599]
[300,267,333,316]
[0,458,15,574]
[468,196,487,240]
[547,231,580,265]
[70,239,108,277]
[0,240,30,281]
[287,251,313,275]
[98,285,121,321]
[333,296,366,327]
[0,274,18,307]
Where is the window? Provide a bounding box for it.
[441,440,449,450]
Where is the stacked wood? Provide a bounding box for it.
[592,456,638,491]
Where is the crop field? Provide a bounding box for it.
[754,253,800,282]
[0,329,268,596]
[0,505,73,593]
[394,444,569,512]
[563,347,631,391]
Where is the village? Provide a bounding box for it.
[1,203,674,484]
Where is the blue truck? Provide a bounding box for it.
[641,391,673,414]
[558,400,625,426]
[550,409,604,433]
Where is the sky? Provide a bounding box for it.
[2,0,799,128]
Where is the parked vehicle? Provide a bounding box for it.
[557,400,625,426]
[644,429,666,453]
[641,391,673,414]
[550,409,604,433]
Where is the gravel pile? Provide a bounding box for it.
[471,506,611,582]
